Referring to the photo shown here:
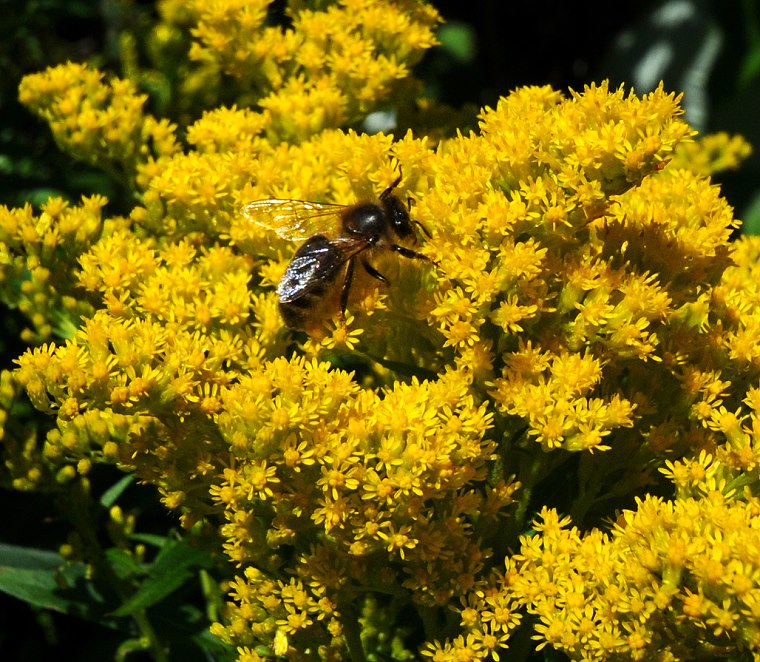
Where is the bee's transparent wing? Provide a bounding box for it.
[242,198,347,241]
[277,235,366,302]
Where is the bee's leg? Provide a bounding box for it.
[340,257,356,319]
[361,258,389,284]
[390,244,430,261]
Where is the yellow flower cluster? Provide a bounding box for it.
[0,194,107,342]
[0,368,48,491]
[670,131,753,175]
[5,1,760,659]
[500,445,760,661]
[711,235,760,372]
[18,63,179,185]
[183,0,439,141]
[209,361,517,656]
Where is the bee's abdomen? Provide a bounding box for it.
[279,283,329,328]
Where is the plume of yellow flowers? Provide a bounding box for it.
[3,0,760,660]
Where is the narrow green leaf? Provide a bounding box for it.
[110,538,212,617]
[99,474,135,509]
[105,547,144,580]
[129,533,170,548]
[0,544,95,617]
[0,542,62,570]
[0,565,81,615]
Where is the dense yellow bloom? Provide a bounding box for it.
[184,0,439,141]
[669,132,752,175]
[0,195,107,342]
[5,1,760,660]
[18,63,179,185]
[506,471,760,660]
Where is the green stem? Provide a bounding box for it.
[513,453,543,531]
[501,451,544,552]
[570,454,603,524]
[340,602,366,662]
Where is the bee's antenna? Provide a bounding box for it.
[381,165,403,200]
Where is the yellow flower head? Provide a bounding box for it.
[7,2,760,660]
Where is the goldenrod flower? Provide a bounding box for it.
[6,1,760,660]
[18,63,178,186]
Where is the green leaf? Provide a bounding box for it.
[0,543,99,619]
[129,533,171,548]
[0,542,62,571]
[105,547,144,581]
[110,537,213,617]
[99,474,135,509]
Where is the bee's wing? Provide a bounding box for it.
[242,198,347,241]
[277,235,367,302]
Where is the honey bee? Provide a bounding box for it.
[243,173,431,328]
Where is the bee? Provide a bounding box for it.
[243,173,431,328]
